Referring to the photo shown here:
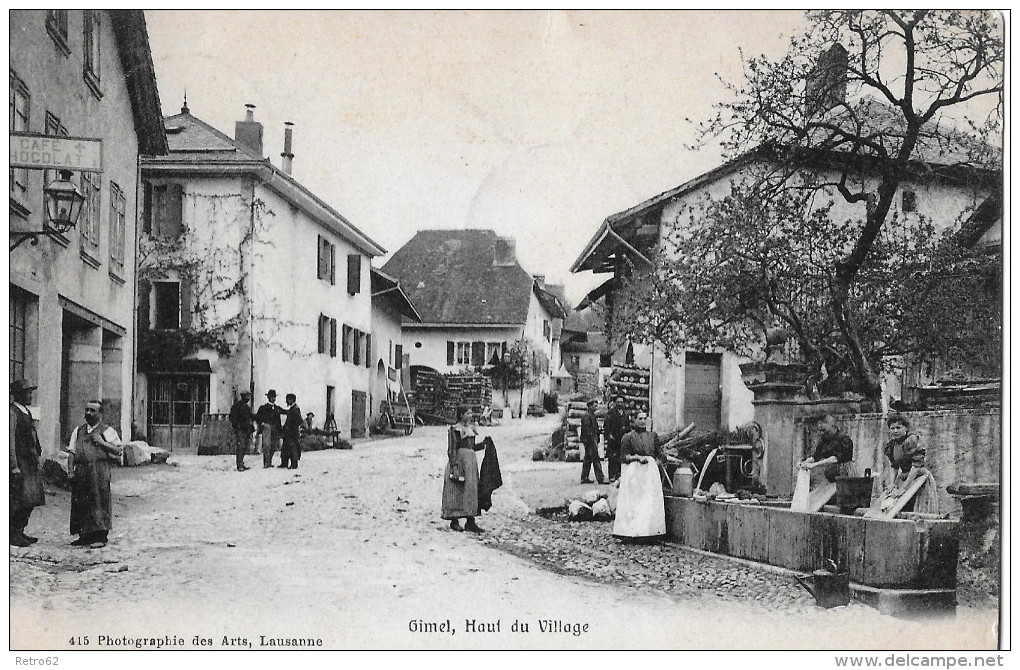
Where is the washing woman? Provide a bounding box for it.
[882,414,936,513]
[613,411,667,542]
[441,405,485,533]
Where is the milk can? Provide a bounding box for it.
[672,467,695,496]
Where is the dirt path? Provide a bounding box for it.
[9,417,998,650]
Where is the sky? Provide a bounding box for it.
[144,10,813,304]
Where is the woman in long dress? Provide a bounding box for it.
[883,414,938,514]
[441,405,485,533]
[613,411,666,542]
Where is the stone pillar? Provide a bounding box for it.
[948,483,999,606]
[102,330,124,437]
[743,363,862,497]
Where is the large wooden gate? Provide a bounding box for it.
[684,352,722,432]
[147,373,209,451]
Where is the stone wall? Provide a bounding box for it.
[794,409,1001,517]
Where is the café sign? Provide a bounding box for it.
[10,132,103,172]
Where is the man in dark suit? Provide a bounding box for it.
[580,399,605,484]
[10,379,44,547]
[256,390,284,468]
[280,393,302,470]
[603,396,629,483]
[229,391,256,471]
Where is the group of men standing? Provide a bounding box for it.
[579,396,631,485]
[10,379,122,549]
[229,389,303,471]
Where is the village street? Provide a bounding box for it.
[10,415,997,651]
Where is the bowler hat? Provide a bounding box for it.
[10,379,37,394]
[266,389,277,398]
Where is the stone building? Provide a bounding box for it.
[9,10,167,454]
[135,104,385,447]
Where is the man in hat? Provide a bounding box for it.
[603,396,629,483]
[580,398,606,484]
[255,390,283,468]
[67,400,122,549]
[280,393,302,469]
[9,380,44,547]
[229,391,256,471]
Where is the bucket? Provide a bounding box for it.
[836,475,873,511]
[810,569,851,608]
[672,467,694,496]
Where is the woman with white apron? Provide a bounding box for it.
[613,411,667,542]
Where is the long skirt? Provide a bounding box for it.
[441,447,479,519]
[613,460,666,538]
[70,459,112,535]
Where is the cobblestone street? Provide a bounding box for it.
[10,416,998,650]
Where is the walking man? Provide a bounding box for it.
[10,380,44,547]
[229,391,256,471]
[603,396,629,483]
[280,393,302,470]
[580,399,606,484]
[67,400,123,549]
[256,390,283,468]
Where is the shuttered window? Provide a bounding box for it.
[146,183,184,238]
[347,254,361,294]
[317,314,328,354]
[342,325,351,362]
[394,344,403,370]
[329,318,337,357]
[365,334,372,368]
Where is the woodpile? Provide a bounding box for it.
[608,364,650,414]
[409,369,492,424]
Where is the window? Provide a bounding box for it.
[365,334,372,369]
[353,329,362,365]
[83,10,102,96]
[148,375,210,428]
[46,10,69,54]
[455,341,471,365]
[10,287,29,381]
[347,254,362,294]
[108,182,126,276]
[485,342,503,365]
[143,182,184,237]
[317,235,336,284]
[329,318,337,357]
[902,190,917,213]
[43,112,69,235]
[342,324,351,362]
[569,355,581,368]
[153,282,181,330]
[9,71,30,203]
[543,319,551,340]
[79,171,101,261]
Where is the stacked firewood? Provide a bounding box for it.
[608,364,650,414]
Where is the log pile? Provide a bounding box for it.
[410,370,492,424]
[608,364,650,414]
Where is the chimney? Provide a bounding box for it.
[234,103,264,157]
[533,274,546,288]
[805,44,848,118]
[281,122,294,175]
[493,237,516,267]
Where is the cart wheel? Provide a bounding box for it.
[405,423,414,436]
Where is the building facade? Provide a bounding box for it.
[381,230,565,412]
[10,10,167,454]
[369,267,421,428]
[135,105,385,448]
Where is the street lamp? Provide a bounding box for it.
[10,170,86,251]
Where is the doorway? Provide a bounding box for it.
[684,352,722,432]
[351,390,367,438]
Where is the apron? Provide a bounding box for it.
[613,460,666,538]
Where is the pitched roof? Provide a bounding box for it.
[371,268,423,322]
[144,110,385,256]
[381,229,557,326]
[108,11,168,155]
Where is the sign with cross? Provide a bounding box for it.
[9,132,103,172]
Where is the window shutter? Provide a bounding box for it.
[394,344,403,370]
[316,236,324,280]
[166,183,184,237]
[179,277,192,330]
[138,279,151,331]
[366,334,372,368]
[342,325,350,362]
[330,318,337,357]
[329,244,336,285]
[353,329,361,365]
[317,315,326,354]
[142,182,152,234]
[447,341,454,365]
[472,341,485,366]
[347,254,361,294]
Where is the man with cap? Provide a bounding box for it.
[229,390,256,471]
[603,396,629,483]
[9,380,44,547]
[580,398,606,484]
[255,390,284,468]
[67,400,123,549]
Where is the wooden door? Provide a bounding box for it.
[351,390,367,438]
[684,352,722,433]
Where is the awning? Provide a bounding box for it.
[576,277,617,311]
[371,268,423,322]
